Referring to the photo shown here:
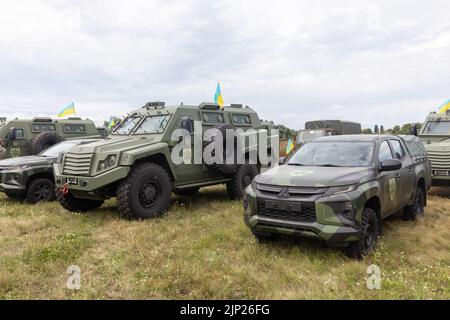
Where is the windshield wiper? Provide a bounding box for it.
[319,164,342,167]
[288,163,304,166]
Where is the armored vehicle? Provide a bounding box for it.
[54,102,275,219]
[244,135,431,259]
[297,120,361,145]
[0,117,106,160]
[0,139,99,203]
[417,111,450,187]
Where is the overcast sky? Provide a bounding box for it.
[1,0,450,129]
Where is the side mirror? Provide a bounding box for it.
[8,127,16,140]
[180,117,194,135]
[279,157,287,165]
[380,159,402,171]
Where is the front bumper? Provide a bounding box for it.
[244,184,363,245]
[0,170,26,194]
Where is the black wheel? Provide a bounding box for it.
[227,164,259,200]
[117,162,172,219]
[204,124,238,175]
[26,178,56,204]
[402,187,425,221]
[344,208,380,259]
[56,189,104,212]
[173,187,200,196]
[30,132,64,155]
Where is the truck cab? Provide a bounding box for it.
[297,120,362,145]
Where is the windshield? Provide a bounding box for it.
[40,141,79,157]
[422,121,450,135]
[134,115,170,134]
[297,130,328,144]
[113,116,142,135]
[288,141,374,167]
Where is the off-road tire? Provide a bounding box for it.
[26,178,56,204]
[173,187,200,196]
[31,132,64,155]
[56,189,104,212]
[117,162,172,219]
[344,207,380,260]
[204,124,237,175]
[402,187,425,221]
[227,164,259,200]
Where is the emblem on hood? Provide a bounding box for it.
[278,187,290,198]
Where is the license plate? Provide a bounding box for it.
[66,177,79,185]
[265,200,302,212]
[434,170,449,176]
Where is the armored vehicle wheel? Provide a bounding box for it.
[56,189,104,212]
[173,187,200,196]
[344,207,380,259]
[117,162,172,219]
[402,187,425,221]
[4,191,25,201]
[227,164,259,200]
[31,132,64,155]
[26,178,56,204]
[204,124,238,176]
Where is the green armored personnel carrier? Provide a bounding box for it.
[417,110,450,187]
[0,117,106,160]
[54,102,275,219]
[297,120,362,145]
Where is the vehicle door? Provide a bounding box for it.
[377,139,402,216]
[389,138,415,206]
[5,127,27,157]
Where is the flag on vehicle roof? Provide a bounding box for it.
[214,83,224,108]
[107,116,117,129]
[438,99,450,113]
[58,102,76,117]
[286,138,295,154]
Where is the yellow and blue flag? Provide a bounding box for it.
[58,102,76,117]
[107,116,117,129]
[286,138,295,154]
[214,83,224,108]
[438,99,450,113]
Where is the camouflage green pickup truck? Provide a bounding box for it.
[244,135,431,259]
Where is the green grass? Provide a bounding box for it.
[0,186,449,299]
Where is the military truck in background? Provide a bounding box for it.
[54,102,276,219]
[0,117,106,160]
[297,120,362,145]
[416,110,450,187]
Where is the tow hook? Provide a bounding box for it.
[61,183,69,198]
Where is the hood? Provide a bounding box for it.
[0,155,55,168]
[67,134,164,154]
[255,165,373,187]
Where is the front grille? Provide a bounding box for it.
[432,179,450,187]
[257,200,316,223]
[256,183,326,197]
[428,151,450,170]
[63,152,92,176]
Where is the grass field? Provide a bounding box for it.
[0,186,449,299]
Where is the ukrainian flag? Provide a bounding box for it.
[438,99,450,113]
[286,138,295,154]
[58,102,76,117]
[214,83,224,108]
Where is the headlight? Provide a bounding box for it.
[97,154,118,172]
[324,184,358,197]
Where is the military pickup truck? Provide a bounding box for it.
[0,117,106,160]
[417,110,450,187]
[54,102,276,219]
[244,134,431,259]
[0,139,99,203]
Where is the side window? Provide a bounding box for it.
[15,128,25,139]
[32,124,55,132]
[202,112,224,124]
[64,124,86,133]
[378,141,393,163]
[390,139,405,160]
[232,114,251,125]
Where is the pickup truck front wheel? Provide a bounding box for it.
[117,163,172,219]
[402,187,425,221]
[344,207,380,259]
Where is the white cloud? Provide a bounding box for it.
[0,0,450,130]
